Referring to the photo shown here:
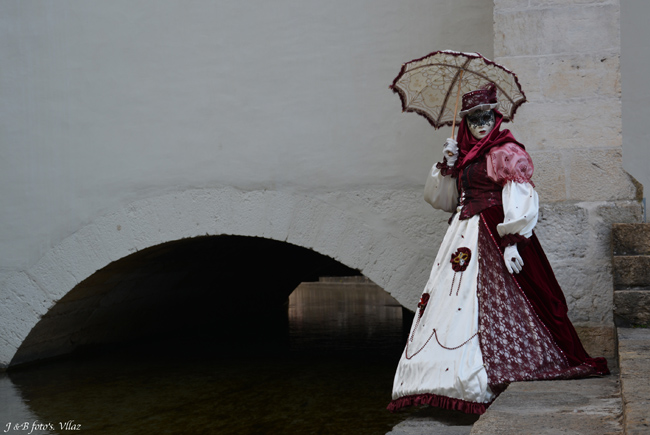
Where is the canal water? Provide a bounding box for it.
[0,280,473,434]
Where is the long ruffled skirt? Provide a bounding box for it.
[388,206,609,415]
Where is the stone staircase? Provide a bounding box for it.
[612,223,650,327]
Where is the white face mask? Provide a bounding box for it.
[466,110,495,140]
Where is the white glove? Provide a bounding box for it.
[443,138,459,167]
[503,244,524,274]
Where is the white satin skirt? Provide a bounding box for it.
[391,213,495,405]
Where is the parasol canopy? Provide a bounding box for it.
[390,50,527,130]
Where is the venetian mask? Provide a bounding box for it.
[466,109,495,140]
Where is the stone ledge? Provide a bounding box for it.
[617,328,650,435]
[470,377,622,434]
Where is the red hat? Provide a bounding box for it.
[459,83,498,117]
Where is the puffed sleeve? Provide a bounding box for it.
[498,181,539,245]
[487,143,539,246]
[424,159,459,213]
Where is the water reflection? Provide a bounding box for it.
[0,282,406,435]
[0,375,52,435]
[289,278,405,353]
[2,279,419,434]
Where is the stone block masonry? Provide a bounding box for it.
[494,0,643,357]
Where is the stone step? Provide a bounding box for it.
[386,407,477,435]
[612,223,650,256]
[614,290,650,327]
[617,328,650,435]
[612,255,650,289]
[469,377,622,434]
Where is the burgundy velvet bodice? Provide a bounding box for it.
[457,157,502,220]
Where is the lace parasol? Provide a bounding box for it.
[390,50,527,131]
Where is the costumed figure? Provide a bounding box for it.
[388,83,609,415]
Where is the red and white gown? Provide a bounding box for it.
[388,143,608,415]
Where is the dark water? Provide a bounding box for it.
[1,281,424,435]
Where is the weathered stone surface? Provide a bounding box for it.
[612,256,650,288]
[493,52,620,118]
[531,0,611,6]
[568,149,639,202]
[500,199,640,355]
[507,101,621,152]
[614,290,650,326]
[612,223,650,255]
[499,56,543,101]
[594,202,644,228]
[470,378,623,434]
[538,52,620,101]
[495,5,620,57]
[386,406,478,435]
[574,325,617,369]
[536,202,615,325]
[536,203,590,258]
[387,420,471,435]
[618,328,650,435]
[496,1,613,11]
[493,0,530,10]
[529,151,568,202]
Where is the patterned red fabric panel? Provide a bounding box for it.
[480,206,609,375]
[476,213,594,393]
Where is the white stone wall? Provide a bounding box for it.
[0,1,493,367]
[494,0,643,357]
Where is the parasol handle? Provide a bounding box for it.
[449,69,464,145]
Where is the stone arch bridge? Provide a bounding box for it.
[2,187,445,367]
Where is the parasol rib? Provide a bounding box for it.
[451,69,464,139]
[436,57,472,126]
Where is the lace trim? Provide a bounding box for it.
[389,50,527,129]
[436,158,458,178]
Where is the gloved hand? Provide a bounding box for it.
[503,244,524,274]
[443,138,459,167]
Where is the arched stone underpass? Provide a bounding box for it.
[1,187,445,369]
[10,236,366,367]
